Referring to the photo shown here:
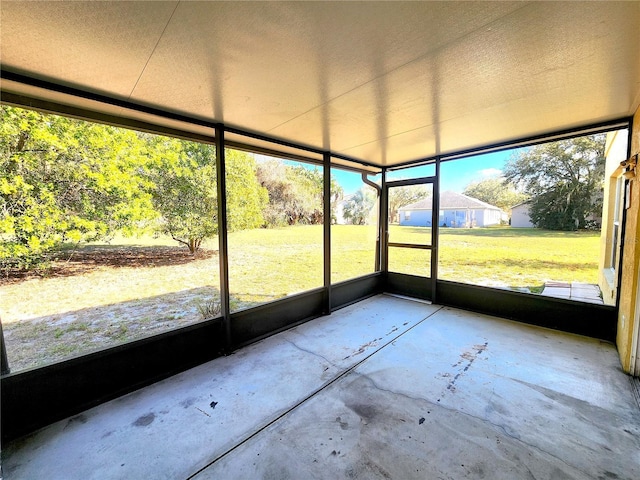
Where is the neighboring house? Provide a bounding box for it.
[510,201,535,228]
[398,191,503,228]
[510,199,602,229]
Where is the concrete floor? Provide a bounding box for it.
[3,295,639,479]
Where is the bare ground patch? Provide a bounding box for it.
[1,245,215,285]
[1,246,224,371]
[3,286,219,371]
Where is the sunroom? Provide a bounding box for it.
[1,2,639,479]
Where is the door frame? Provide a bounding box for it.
[383,176,439,302]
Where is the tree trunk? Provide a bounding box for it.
[188,238,202,255]
[170,234,202,255]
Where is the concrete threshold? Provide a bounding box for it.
[541,281,604,304]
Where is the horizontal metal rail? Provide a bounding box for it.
[388,242,432,250]
[386,177,435,187]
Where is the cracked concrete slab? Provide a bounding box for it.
[2,295,439,480]
[3,296,639,479]
[195,308,640,480]
[197,371,595,480]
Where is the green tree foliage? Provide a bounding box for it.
[257,160,304,226]
[147,140,216,254]
[1,105,346,267]
[0,106,155,270]
[503,135,606,230]
[225,150,270,232]
[257,159,343,226]
[148,142,267,254]
[388,185,430,223]
[0,105,270,268]
[463,177,528,214]
[342,187,377,225]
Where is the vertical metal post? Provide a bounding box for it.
[1,318,10,375]
[380,169,389,274]
[323,152,332,315]
[361,173,381,272]
[431,157,441,303]
[215,125,232,351]
[374,221,381,272]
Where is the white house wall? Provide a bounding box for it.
[442,210,472,228]
[400,209,501,228]
[479,209,502,227]
[511,204,535,228]
[400,210,432,227]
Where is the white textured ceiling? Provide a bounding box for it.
[1,1,639,168]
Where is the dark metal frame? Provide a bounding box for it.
[1,316,225,442]
[361,172,382,272]
[0,319,9,375]
[0,71,382,173]
[323,152,332,315]
[0,76,630,443]
[384,176,438,300]
[389,119,632,170]
[215,125,232,351]
[436,280,617,341]
[432,158,441,302]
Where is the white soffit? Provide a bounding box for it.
[1,1,639,168]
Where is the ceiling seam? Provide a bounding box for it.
[265,1,533,134]
[128,1,181,100]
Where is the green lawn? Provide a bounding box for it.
[0,225,600,371]
[391,225,600,289]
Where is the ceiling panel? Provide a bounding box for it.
[1,1,639,168]
[0,1,178,98]
[270,1,640,164]
[0,78,217,141]
[129,1,523,128]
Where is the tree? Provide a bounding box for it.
[342,187,377,225]
[463,177,528,214]
[289,165,343,224]
[0,104,269,269]
[224,150,270,231]
[256,159,343,227]
[0,105,156,270]
[257,160,304,227]
[149,142,267,254]
[388,185,430,223]
[503,135,606,230]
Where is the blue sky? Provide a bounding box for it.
[439,150,515,194]
[258,149,518,196]
[331,150,517,195]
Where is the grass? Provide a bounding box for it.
[388,225,600,289]
[0,225,601,371]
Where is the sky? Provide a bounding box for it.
[439,150,516,194]
[257,149,519,196]
[331,149,517,195]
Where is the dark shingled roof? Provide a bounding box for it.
[400,191,502,211]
